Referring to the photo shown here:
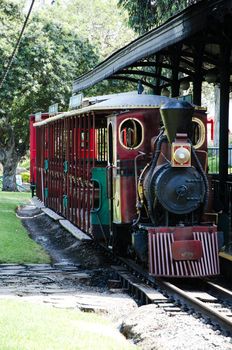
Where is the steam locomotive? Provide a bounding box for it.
[31,93,221,277]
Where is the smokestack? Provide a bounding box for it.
[160,100,194,143]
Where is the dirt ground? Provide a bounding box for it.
[1,202,232,350]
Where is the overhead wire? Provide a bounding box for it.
[0,0,36,90]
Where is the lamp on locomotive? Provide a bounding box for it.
[160,100,193,167]
[171,137,191,167]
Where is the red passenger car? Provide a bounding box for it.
[29,113,49,194]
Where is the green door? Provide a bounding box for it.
[91,167,110,242]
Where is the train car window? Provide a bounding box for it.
[81,131,87,148]
[96,128,107,162]
[192,117,205,149]
[119,118,143,149]
[62,129,67,158]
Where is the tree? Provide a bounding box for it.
[48,0,136,60]
[0,0,136,191]
[38,0,136,96]
[0,0,98,190]
[118,0,200,34]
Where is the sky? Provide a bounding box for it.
[24,0,54,12]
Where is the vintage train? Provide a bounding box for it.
[30,93,221,277]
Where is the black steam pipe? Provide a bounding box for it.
[147,134,167,224]
[192,146,209,210]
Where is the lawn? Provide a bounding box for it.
[0,191,51,263]
[0,191,135,350]
[0,300,135,350]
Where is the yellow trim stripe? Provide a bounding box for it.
[219,251,232,261]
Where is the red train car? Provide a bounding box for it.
[29,113,49,194]
[32,94,221,277]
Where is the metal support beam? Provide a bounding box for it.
[154,54,162,95]
[171,44,182,97]
[219,45,231,198]
[192,44,204,106]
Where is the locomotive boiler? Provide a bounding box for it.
[31,94,221,278]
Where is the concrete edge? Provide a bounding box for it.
[31,197,91,241]
[59,220,91,241]
[42,208,63,221]
[31,197,45,209]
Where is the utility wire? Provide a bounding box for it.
[0,0,35,90]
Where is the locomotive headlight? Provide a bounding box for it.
[174,147,190,164]
[172,143,191,167]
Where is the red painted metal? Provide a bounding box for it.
[173,226,193,240]
[171,240,203,260]
[35,112,97,235]
[120,176,137,222]
[114,110,161,224]
[207,117,214,141]
[116,110,161,160]
[148,226,220,277]
[29,116,36,184]
[29,113,49,185]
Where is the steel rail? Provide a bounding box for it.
[205,281,232,305]
[111,257,232,334]
[158,279,232,334]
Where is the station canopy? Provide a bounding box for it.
[73,0,232,106]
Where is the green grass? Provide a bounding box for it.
[0,300,135,350]
[0,191,51,263]
[208,155,232,174]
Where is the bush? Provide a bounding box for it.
[19,159,30,170]
[21,172,30,183]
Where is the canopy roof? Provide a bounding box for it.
[34,94,180,127]
[73,0,232,101]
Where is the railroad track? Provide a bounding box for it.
[111,258,232,335]
[158,279,232,335]
[27,203,232,334]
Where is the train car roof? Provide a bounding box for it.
[33,93,203,127]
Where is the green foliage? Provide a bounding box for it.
[42,0,136,95]
[0,1,98,190]
[0,0,136,181]
[208,154,232,174]
[118,0,200,34]
[19,156,30,170]
[0,2,99,157]
[48,0,136,60]
[20,171,30,183]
